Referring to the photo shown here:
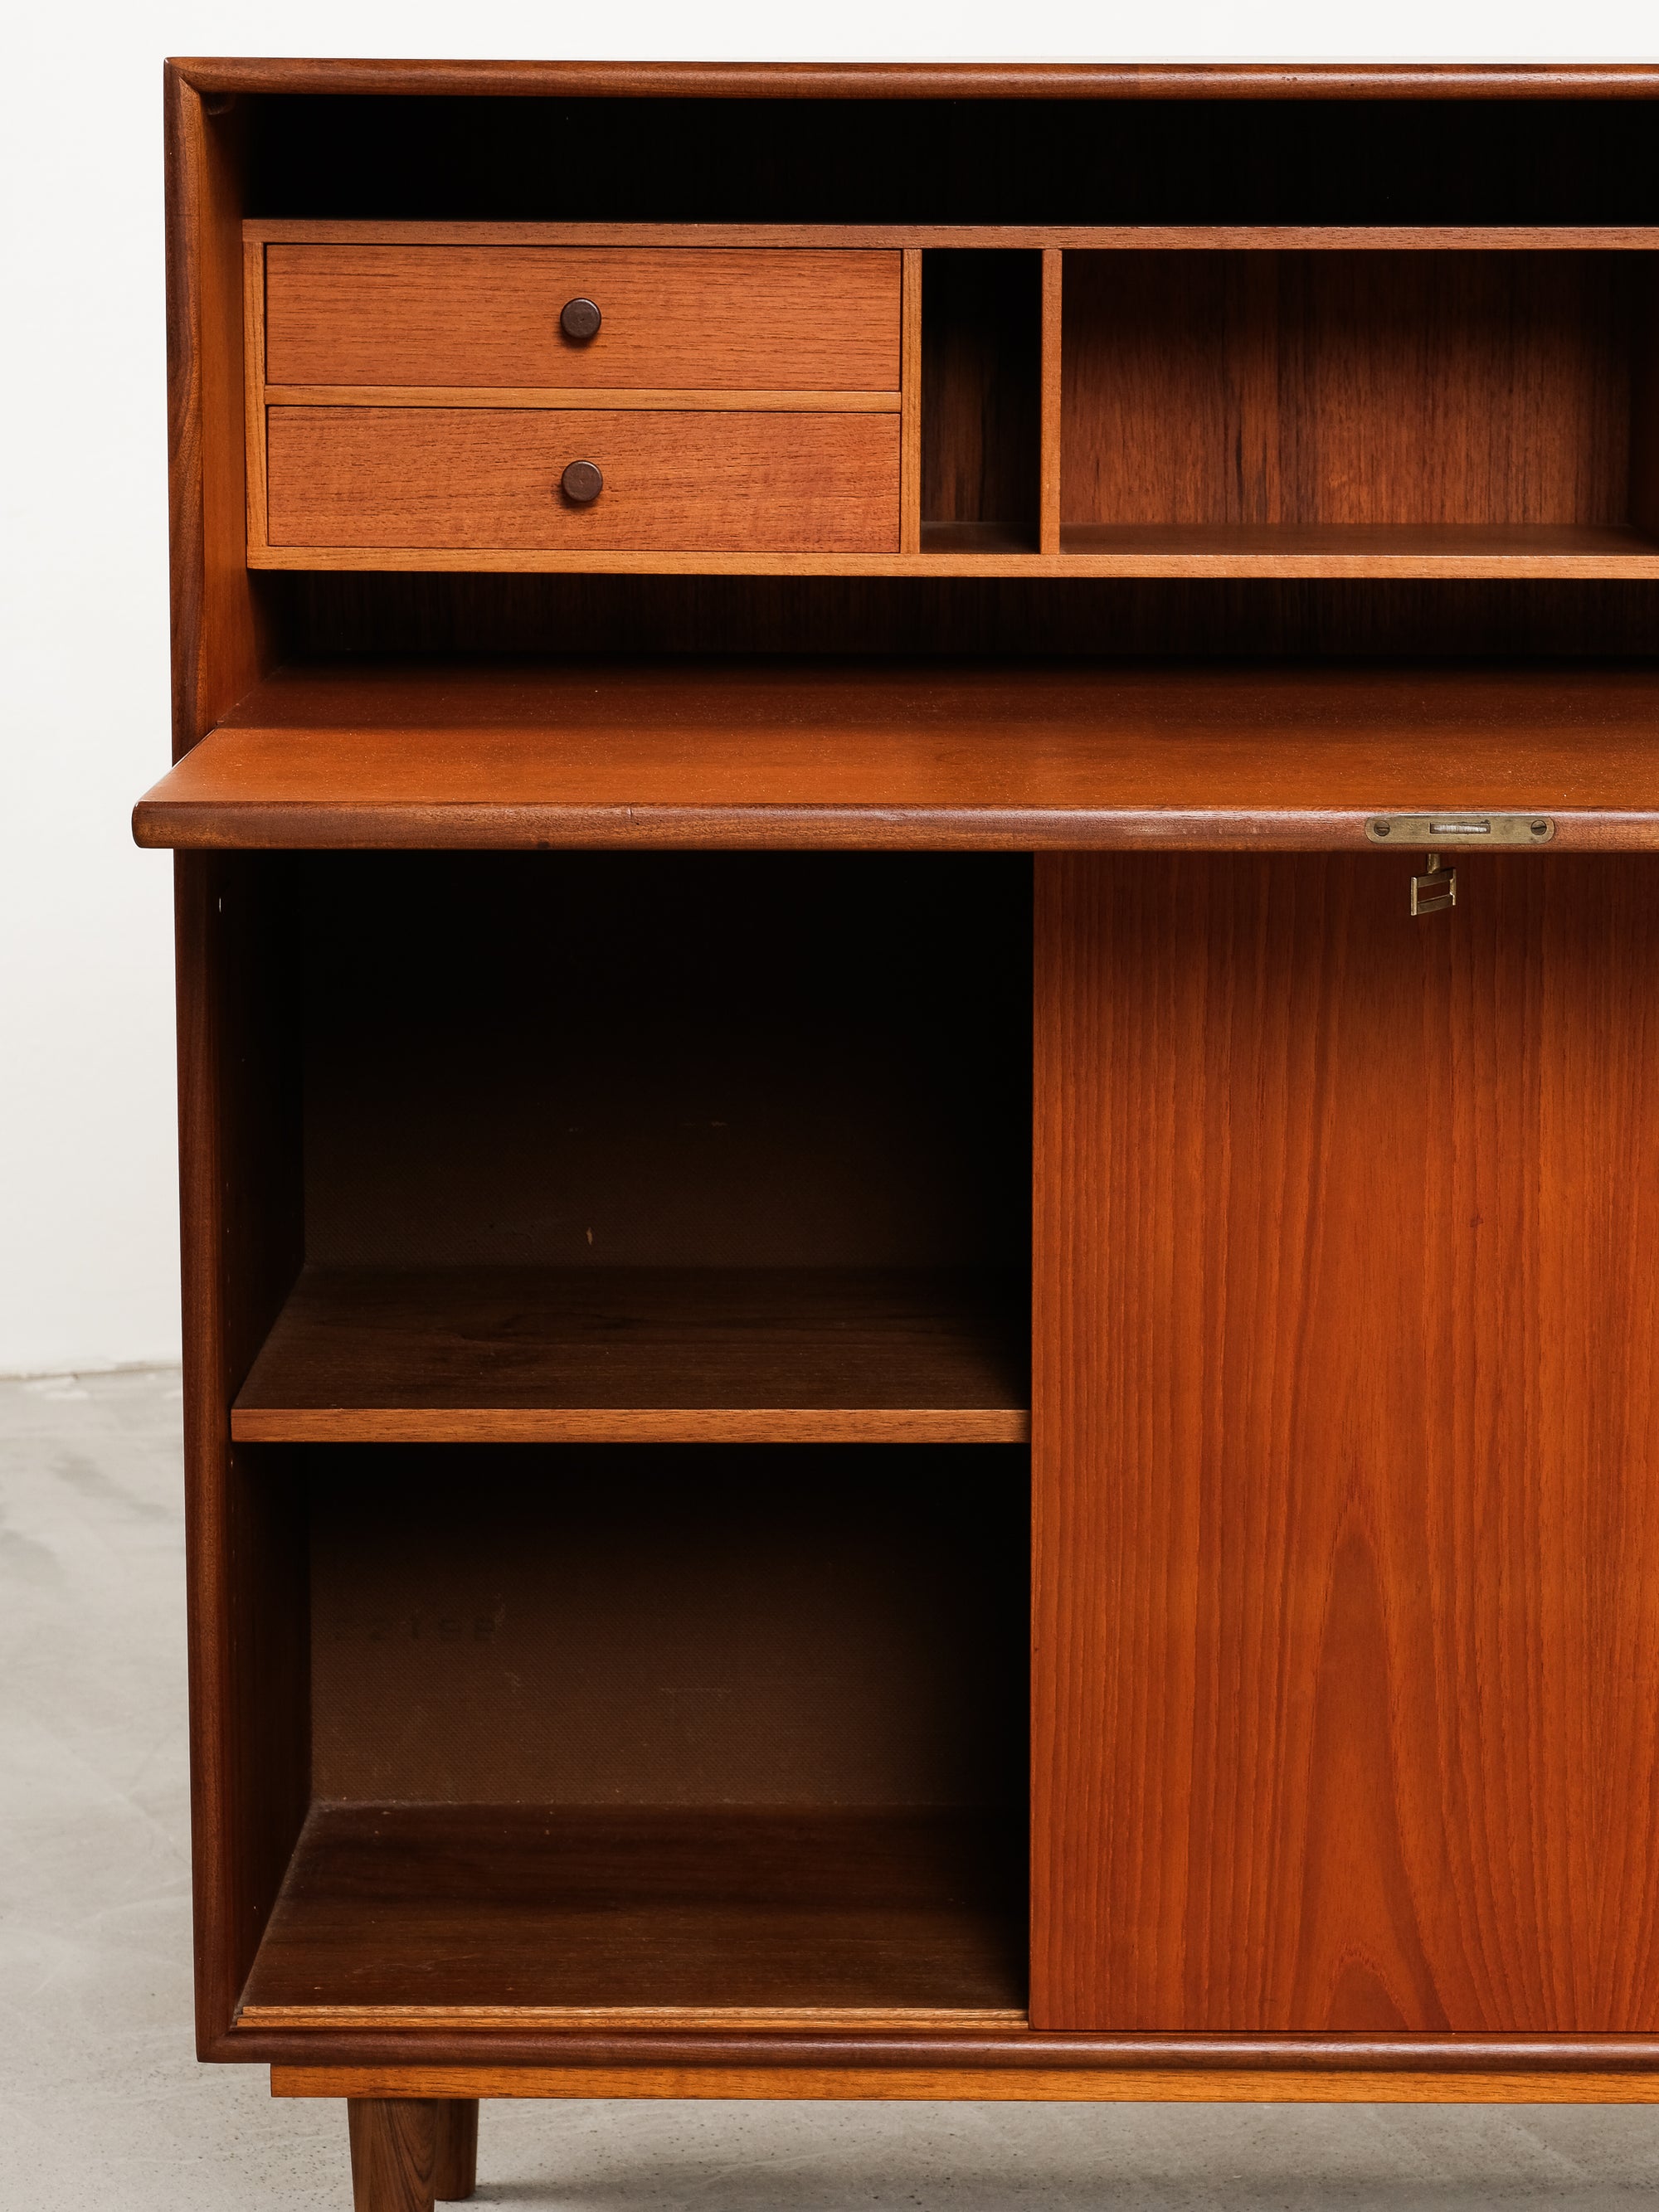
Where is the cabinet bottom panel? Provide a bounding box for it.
[237,1803,1027,2026]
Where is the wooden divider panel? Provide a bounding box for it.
[1032,852,1659,2033]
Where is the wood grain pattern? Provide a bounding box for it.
[1032,852,1659,2033]
[131,660,1659,853]
[348,2098,435,2212]
[245,224,1659,251]
[172,853,309,2053]
[243,238,269,560]
[183,61,1659,100]
[431,2101,476,2202]
[246,527,1659,577]
[238,1806,1026,2019]
[900,250,922,554]
[265,407,900,554]
[263,386,901,411]
[272,567,1659,664]
[1039,250,1063,555]
[265,246,901,391]
[240,1408,1025,1445]
[229,1265,1029,1444]
[166,69,268,756]
[293,2063,1659,2103]
[249,2005,1024,2031]
[1063,250,1643,528]
[1055,523,1659,559]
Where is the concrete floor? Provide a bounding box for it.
[2,1371,1657,2211]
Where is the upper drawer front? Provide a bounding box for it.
[266,407,901,553]
[265,247,902,391]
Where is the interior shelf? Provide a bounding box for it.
[921,522,1039,557]
[135,659,1659,850]
[1053,523,1659,573]
[232,1265,1029,1443]
[236,1803,1028,2030]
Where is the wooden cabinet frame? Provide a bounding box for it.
[148,55,1659,2211]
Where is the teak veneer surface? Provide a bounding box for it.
[1061,249,1649,532]
[265,246,902,391]
[250,224,1659,250]
[161,55,1659,2099]
[238,1805,1027,2023]
[179,60,1659,97]
[231,1265,1029,1444]
[265,409,901,554]
[1032,852,1659,2034]
[133,660,1659,851]
[285,2064,1659,2104]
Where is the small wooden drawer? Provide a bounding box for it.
[265,406,902,554]
[265,246,902,391]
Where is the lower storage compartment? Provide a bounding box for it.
[234,1441,1029,2028]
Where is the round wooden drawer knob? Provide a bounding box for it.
[562,459,604,504]
[560,296,601,341]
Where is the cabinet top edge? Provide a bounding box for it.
[243,221,1659,250]
[168,59,1659,101]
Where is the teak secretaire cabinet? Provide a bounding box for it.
[138,56,1659,2212]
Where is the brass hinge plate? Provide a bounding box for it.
[1368,814,1554,845]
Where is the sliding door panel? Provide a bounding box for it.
[1031,852,1659,2032]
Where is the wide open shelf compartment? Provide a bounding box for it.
[226,849,1032,1441]
[1058,246,1659,568]
[235,1441,1029,2029]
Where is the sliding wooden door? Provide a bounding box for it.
[1031,852,1659,2032]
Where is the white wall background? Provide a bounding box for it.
[2,0,1654,1374]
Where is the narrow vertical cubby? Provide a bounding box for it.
[921,250,1044,555]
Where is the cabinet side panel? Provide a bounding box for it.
[176,853,309,2049]
[1031,852,1659,2032]
[166,66,270,755]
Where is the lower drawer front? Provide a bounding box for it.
[265,406,900,554]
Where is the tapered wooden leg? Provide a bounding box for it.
[348,2098,436,2212]
[432,2099,479,2201]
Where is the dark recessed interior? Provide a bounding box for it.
[246,95,1659,224]
[299,850,1032,1271]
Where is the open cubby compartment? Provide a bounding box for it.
[1059,246,1659,559]
[230,847,1033,1441]
[922,250,1044,554]
[231,1437,1030,2027]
